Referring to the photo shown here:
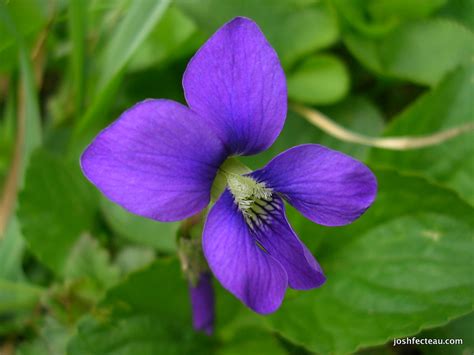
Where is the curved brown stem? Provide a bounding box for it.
[291,102,474,150]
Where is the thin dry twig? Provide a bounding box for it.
[0,339,15,355]
[291,102,474,150]
[0,23,51,237]
[0,82,26,236]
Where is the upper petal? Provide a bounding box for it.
[81,99,227,222]
[252,144,377,226]
[203,190,288,314]
[183,17,287,156]
[246,194,326,290]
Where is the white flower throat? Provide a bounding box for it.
[226,173,279,230]
[211,158,281,230]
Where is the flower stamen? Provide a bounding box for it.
[226,173,279,230]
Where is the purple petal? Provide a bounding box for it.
[183,17,287,155]
[189,272,215,335]
[252,144,377,226]
[203,190,288,314]
[81,99,227,222]
[248,195,326,290]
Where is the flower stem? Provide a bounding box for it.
[177,212,208,286]
[292,102,474,150]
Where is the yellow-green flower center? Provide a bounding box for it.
[212,158,278,230]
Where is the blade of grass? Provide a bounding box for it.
[18,42,42,178]
[97,0,171,90]
[68,0,87,117]
[72,0,170,150]
[0,84,15,158]
[0,3,42,236]
[0,217,25,281]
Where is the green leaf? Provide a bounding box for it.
[344,19,474,86]
[176,0,339,68]
[18,150,98,274]
[287,54,349,105]
[101,197,178,252]
[438,0,474,31]
[17,316,72,355]
[367,0,447,21]
[101,259,188,319]
[333,0,446,37]
[377,20,474,85]
[68,313,213,355]
[0,216,25,281]
[218,327,287,355]
[369,64,474,206]
[332,0,399,36]
[67,258,214,355]
[64,234,120,301]
[115,246,155,274]
[0,279,43,334]
[0,279,43,314]
[267,169,474,354]
[343,32,383,73]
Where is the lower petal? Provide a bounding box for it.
[203,190,288,314]
[252,144,377,226]
[250,196,326,290]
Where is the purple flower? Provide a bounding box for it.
[189,272,215,335]
[81,16,377,318]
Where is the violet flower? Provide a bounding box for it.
[81,16,377,324]
[189,272,215,335]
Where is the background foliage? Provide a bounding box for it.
[0,0,473,354]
